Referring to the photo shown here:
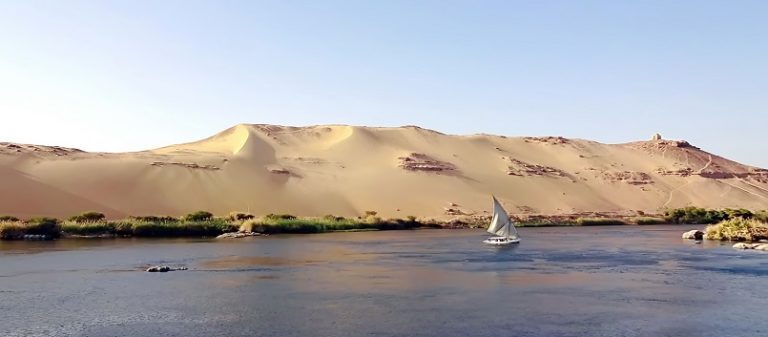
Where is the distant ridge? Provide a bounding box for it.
[1,124,766,218]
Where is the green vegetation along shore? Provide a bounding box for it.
[0,211,437,240]
[705,218,768,242]
[1,207,766,240]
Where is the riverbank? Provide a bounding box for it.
[0,213,441,240]
[1,207,765,240]
[0,215,668,240]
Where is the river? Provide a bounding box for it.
[1,225,766,337]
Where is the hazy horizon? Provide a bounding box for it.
[1,0,766,167]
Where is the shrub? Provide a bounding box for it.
[129,215,178,223]
[68,211,106,223]
[0,215,19,222]
[754,210,768,223]
[405,215,417,223]
[112,221,135,236]
[665,207,728,224]
[364,210,378,217]
[62,221,115,236]
[0,221,26,240]
[323,214,347,222]
[723,208,753,220]
[264,213,297,221]
[705,218,768,241]
[228,212,255,221]
[24,217,62,238]
[184,211,214,222]
[665,207,757,224]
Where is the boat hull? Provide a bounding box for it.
[483,236,520,245]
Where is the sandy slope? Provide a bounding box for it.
[1,124,767,219]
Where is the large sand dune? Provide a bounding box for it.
[1,124,767,219]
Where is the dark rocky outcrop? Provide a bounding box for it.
[150,162,220,170]
[506,159,567,178]
[602,171,654,185]
[398,153,457,174]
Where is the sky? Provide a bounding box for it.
[0,0,766,167]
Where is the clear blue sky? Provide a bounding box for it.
[1,0,766,166]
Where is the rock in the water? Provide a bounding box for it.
[146,265,187,272]
[733,243,757,250]
[146,266,170,272]
[216,232,261,239]
[754,244,768,251]
[682,230,704,240]
[23,234,51,240]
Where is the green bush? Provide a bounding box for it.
[129,215,178,223]
[665,207,756,224]
[228,212,255,221]
[112,221,135,236]
[0,221,26,240]
[323,214,346,222]
[62,221,115,235]
[705,218,768,241]
[68,211,106,223]
[264,213,297,221]
[24,217,62,238]
[665,207,727,224]
[0,215,19,222]
[754,210,768,223]
[184,211,214,222]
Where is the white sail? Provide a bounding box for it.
[487,197,518,239]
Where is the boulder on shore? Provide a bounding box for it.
[682,230,704,240]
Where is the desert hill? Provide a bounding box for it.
[1,124,767,219]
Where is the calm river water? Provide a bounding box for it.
[1,226,767,337]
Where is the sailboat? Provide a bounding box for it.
[483,196,520,245]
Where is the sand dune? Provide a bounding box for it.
[1,125,767,219]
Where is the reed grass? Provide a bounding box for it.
[0,221,26,239]
[632,217,667,225]
[61,218,237,237]
[242,216,424,234]
[0,218,61,240]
